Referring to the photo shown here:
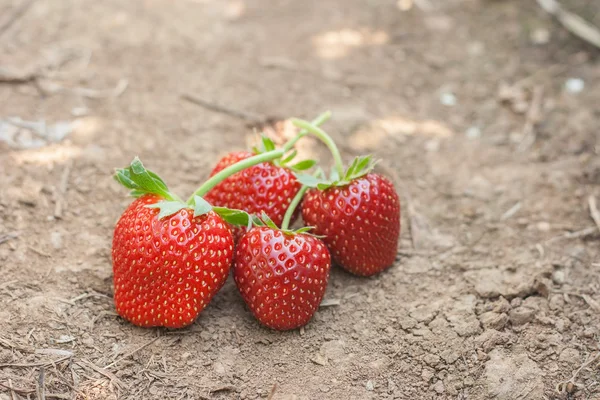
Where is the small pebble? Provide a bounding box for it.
[365,380,374,391]
[565,78,584,94]
[466,126,481,139]
[531,28,550,45]
[440,92,457,106]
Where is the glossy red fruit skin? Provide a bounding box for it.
[112,194,234,328]
[233,227,331,331]
[204,151,302,240]
[301,173,400,277]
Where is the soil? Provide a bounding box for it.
[1,0,599,399]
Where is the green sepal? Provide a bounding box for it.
[280,150,298,164]
[290,159,317,171]
[293,155,377,191]
[294,173,324,187]
[114,157,178,201]
[213,207,258,228]
[146,200,188,219]
[192,195,212,217]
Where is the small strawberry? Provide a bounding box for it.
[203,149,304,241]
[203,112,332,241]
[233,215,331,331]
[112,158,257,328]
[291,119,401,277]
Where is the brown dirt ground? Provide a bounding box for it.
[1,0,599,399]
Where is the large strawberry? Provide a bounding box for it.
[291,119,401,277]
[112,158,261,328]
[233,214,331,330]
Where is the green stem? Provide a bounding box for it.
[290,119,345,177]
[187,111,332,203]
[281,111,332,153]
[281,185,309,230]
[187,149,285,202]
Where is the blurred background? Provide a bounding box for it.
[1,0,599,399]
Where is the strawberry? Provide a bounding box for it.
[291,119,401,277]
[112,194,233,328]
[233,221,331,330]
[302,173,400,276]
[203,145,312,241]
[111,158,260,328]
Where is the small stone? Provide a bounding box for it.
[50,231,63,249]
[480,312,508,330]
[493,297,511,313]
[509,307,536,326]
[421,368,434,382]
[433,380,445,394]
[559,348,580,365]
[466,126,481,139]
[423,353,440,367]
[552,270,565,285]
[530,28,550,45]
[537,222,551,231]
[475,329,513,353]
[583,328,595,338]
[440,348,460,364]
[565,78,584,94]
[510,298,522,308]
[365,380,374,391]
[409,305,437,324]
[440,92,457,106]
[425,139,440,152]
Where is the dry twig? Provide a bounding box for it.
[537,0,600,49]
[181,93,267,123]
[54,160,73,219]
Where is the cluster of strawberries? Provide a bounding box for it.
[111,112,401,331]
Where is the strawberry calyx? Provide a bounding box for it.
[255,211,317,237]
[252,135,317,173]
[114,157,260,227]
[250,110,333,173]
[293,155,378,190]
[289,118,379,190]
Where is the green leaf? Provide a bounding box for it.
[114,169,137,190]
[291,159,317,171]
[317,182,334,191]
[192,195,213,217]
[294,173,323,188]
[280,149,298,164]
[261,136,276,152]
[330,165,341,182]
[114,157,176,200]
[260,211,279,229]
[146,201,188,219]
[129,189,146,198]
[213,207,253,227]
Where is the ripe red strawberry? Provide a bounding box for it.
[233,226,331,330]
[110,157,268,329]
[112,194,234,328]
[301,173,400,276]
[203,150,302,240]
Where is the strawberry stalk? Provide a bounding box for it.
[115,112,332,225]
[290,118,345,177]
[281,185,309,230]
[187,111,331,201]
[289,118,377,190]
